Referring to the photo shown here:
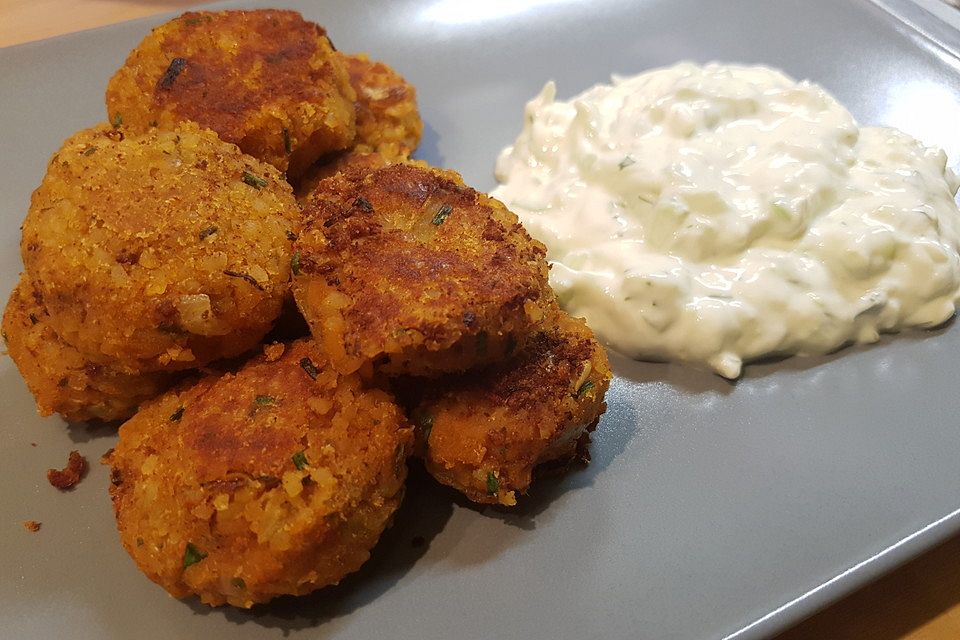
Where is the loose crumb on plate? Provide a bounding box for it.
[23,520,41,532]
[47,450,88,490]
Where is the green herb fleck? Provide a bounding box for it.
[242,171,268,189]
[111,113,123,129]
[282,128,292,154]
[299,357,318,380]
[169,406,185,422]
[255,395,276,405]
[183,542,207,569]
[183,15,211,26]
[230,577,246,590]
[575,380,595,398]
[618,156,636,170]
[354,197,373,212]
[198,225,218,241]
[431,204,453,225]
[290,251,301,276]
[286,230,297,242]
[292,450,309,470]
[486,471,499,496]
[136,537,144,547]
[82,147,97,156]
[771,203,792,221]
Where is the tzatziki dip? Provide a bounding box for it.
[492,62,960,378]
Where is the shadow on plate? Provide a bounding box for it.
[455,377,647,532]
[187,419,631,630]
[412,120,443,168]
[64,418,121,444]
[607,319,956,389]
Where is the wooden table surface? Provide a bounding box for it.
[3,2,960,639]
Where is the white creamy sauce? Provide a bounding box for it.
[492,63,960,378]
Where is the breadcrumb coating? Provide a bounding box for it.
[2,276,174,422]
[20,123,299,372]
[108,339,413,607]
[342,53,422,161]
[402,310,611,506]
[293,163,554,376]
[294,150,392,203]
[105,10,356,177]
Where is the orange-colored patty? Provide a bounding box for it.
[403,310,611,506]
[105,9,356,177]
[20,123,299,372]
[2,275,174,422]
[293,163,554,376]
[342,53,422,161]
[108,339,413,607]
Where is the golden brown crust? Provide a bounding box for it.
[292,163,554,375]
[403,310,611,506]
[294,150,391,203]
[108,339,413,607]
[20,123,299,372]
[105,10,356,177]
[2,276,175,422]
[342,53,422,161]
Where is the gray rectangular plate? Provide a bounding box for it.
[3,1,960,638]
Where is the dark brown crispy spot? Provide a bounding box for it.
[443,329,593,412]
[116,248,140,265]
[155,299,177,321]
[202,476,248,493]
[47,451,88,490]
[29,285,44,307]
[151,11,332,146]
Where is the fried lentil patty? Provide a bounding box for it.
[402,310,611,506]
[105,9,356,177]
[2,275,174,422]
[342,53,422,161]
[108,339,413,607]
[20,122,299,372]
[293,162,554,376]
